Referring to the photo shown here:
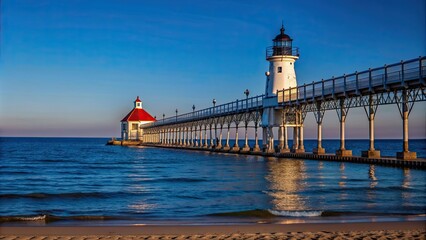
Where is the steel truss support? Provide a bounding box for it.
[292,106,306,153]
[253,121,261,152]
[279,108,290,153]
[264,126,274,153]
[178,127,182,145]
[182,126,187,146]
[361,95,380,158]
[214,120,218,148]
[241,112,251,152]
[199,125,203,147]
[223,123,231,151]
[190,124,194,146]
[313,102,326,154]
[249,109,262,153]
[216,122,223,149]
[194,124,199,147]
[209,122,214,148]
[298,106,307,152]
[203,124,208,148]
[396,89,418,159]
[336,98,352,156]
[231,114,244,152]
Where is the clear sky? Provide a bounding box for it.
[0,0,425,138]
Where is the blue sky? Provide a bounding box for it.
[0,0,425,138]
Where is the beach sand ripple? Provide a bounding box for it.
[1,230,425,240]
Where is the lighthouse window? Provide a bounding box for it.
[278,67,282,73]
[132,123,139,130]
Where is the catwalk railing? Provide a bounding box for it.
[149,94,264,127]
[277,56,426,105]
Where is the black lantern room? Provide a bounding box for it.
[272,25,293,56]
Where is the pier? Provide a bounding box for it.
[135,26,425,168]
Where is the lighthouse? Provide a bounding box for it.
[262,25,300,152]
[121,96,156,141]
[265,24,299,96]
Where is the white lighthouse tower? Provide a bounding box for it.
[262,25,299,152]
[265,24,299,96]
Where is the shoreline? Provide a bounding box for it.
[1,221,425,237]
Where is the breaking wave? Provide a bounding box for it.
[208,209,324,218]
[0,214,119,223]
[268,210,323,217]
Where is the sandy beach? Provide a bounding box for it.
[1,221,425,239]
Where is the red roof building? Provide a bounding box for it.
[121,108,156,122]
[121,96,156,140]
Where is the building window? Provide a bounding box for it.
[132,123,139,130]
[278,67,282,73]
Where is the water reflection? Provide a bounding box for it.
[128,201,157,213]
[369,165,378,188]
[317,161,325,188]
[402,168,411,189]
[318,161,324,170]
[367,165,378,206]
[265,159,308,211]
[339,163,346,187]
[402,168,411,201]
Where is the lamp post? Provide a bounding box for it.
[175,109,178,122]
[210,98,216,148]
[244,89,250,98]
[242,89,251,151]
[244,89,250,109]
[192,104,195,116]
[162,113,166,144]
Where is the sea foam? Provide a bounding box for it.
[268,210,323,217]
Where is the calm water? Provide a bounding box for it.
[1,137,425,224]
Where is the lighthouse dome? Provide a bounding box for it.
[273,26,292,42]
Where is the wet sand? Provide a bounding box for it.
[1,221,425,239]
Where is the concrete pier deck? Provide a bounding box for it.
[138,143,426,169]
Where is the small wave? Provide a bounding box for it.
[269,210,323,217]
[0,214,119,223]
[0,192,108,199]
[38,159,65,163]
[164,177,206,183]
[0,171,31,175]
[137,177,207,183]
[209,209,324,218]
[0,215,47,222]
[176,195,203,200]
[208,209,275,218]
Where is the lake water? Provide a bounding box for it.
[1,137,425,225]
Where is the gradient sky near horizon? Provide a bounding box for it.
[0,0,425,138]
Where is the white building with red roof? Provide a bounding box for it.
[121,96,156,140]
